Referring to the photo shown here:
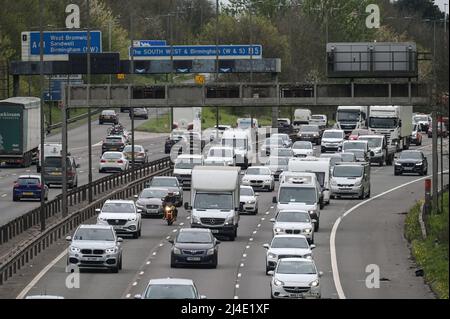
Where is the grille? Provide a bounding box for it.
[182,250,205,255]
[81,249,92,254]
[81,260,104,265]
[278,255,305,259]
[338,184,354,187]
[107,219,127,226]
[402,163,415,167]
[81,249,105,255]
[93,250,105,255]
[146,205,160,209]
[200,218,225,226]
[285,229,301,234]
[284,286,311,294]
[251,180,263,184]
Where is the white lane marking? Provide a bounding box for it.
[166,236,171,240]
[235,284,240,289]
[246,245,250,249]
[253,230,257,234]
[180,223,184,226]
[1,194,7,198]
[132,282,138,286]
[146,261,151,265]
[139,271,144,275]
[257,224,261,228]
[159,243,164,247]
[16,249,67,299]
[126,294,131,298]
[152,252,157,256]
[249,238,253,241]
[238,273,242,278]
[243,254,247,258]
[265,212,269,215]
[234,296,239,299]
[261,217,265,221]
[330,169,449,300]
[172,229,178,233]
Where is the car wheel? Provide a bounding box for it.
[211,254,218,269]
[13,196,19,202]
[111,266,119,273]
[314,220,319,232]
[366,188,371,199]
[118,256,123,270]
[394,171,400,176]
[266,266,271,275]
[309,235,315,245]
[133,231,139,239]
[379,157,385,166]
[254,207,258,215]
[359,188,365,200]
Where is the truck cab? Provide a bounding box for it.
[186,166,241,241]
[336,106,368,135]
[221,129,253,169]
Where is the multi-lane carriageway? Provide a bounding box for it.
[0,127,448,299]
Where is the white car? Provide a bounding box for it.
[271,133,292,147]
[321,129,345,153]
[271,210,315,243]
[263,234,315,274]
[310,114,328,128]
[96,200,142,239]
[269,258,322,299]
[242,166,275,191]
[99,152,129,173]
[204,147,235,166]
[292,141,314,157]
[239,186,259,214]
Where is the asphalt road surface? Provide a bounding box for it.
[8,134,448,299]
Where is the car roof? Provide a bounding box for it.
[104,200,135,204]
[148,278,195,286]
[324,129,344,133]
[273,234,308,239]
[240,185,253,190]
[143,187,169,192]
[153,176,177,180]
[78,224,113,230]
[18,175,41,179]
[402,150,422,154]
[277,257,315,263]
[247,166,270,170]
[106,135,123,138]
[179,228,211,234]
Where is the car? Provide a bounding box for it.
[321,129,345,153]
[348,129,371,140]
[270,210,315,243]
[129,107,149,119]
[242,166,275,191]
[42,155,79,188]
[169,228,220,268]
[394,150,428,176]
[292,141,314,157]
[271,133,292,147]
[101,135,128,154]
[122,145,148,165]
[165,130,187,154]
[270,148,294,158]
[173,154,203,189]
[309,114,328,128]
[265,156,290,181]
[215,124,232,131]
[66,225,123,273]
[99,110,119,125]
[410,124,423,146]
[261,137,289,156]
[330,162,371,199]
[145,176,183,207]
[13,175,49,202]
[204,146,235,166]
[263,234,315,274]
[339,152,357,163]
[277,118,294,135]
[342,140,371,162]
[96,200,142,239]
[297,125,321,145]
[134,188,169,217]
[269,258,322,299]
[99,152,129,173]
[413,114,431,132]
[319,153,343,174]
[135,278,206,299]
[427,121,448,138]
[239,185,259,214]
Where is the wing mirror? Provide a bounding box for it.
[263,244,270,249]
[117,237,124,243]
[168,239,174,244]
[137,209,143,213]
[95,208,101,213]
[65,236,72,242]
[310,244,316,250]
[134,195,139,199]
[270,218,276,223]
[319,271,324,277]
[267,271,275,276]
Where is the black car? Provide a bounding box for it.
[99,110,119,125]
[277,119,294,135]
[102,135,127,154]
[394,150,428,176]
[297,125,322,145]
[169,228,220,268]
[165,132,186,154]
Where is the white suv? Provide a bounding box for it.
[96,200,142,239]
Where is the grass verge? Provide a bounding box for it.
[405,192,449,299]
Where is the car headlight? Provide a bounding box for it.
[265,179,272,183]
[174,191,180,195]
[331,180,337,186]
[303,228,312,234]
[207,248,215,256]
[70,247,81,253]
[274,228,284,233]
[242,178,249,183]
[395,162,401,166]
[375,149,382,154]
[173,247,181,255]
[416,162,423,166]
[354,180,362,186]
[247,200,256,204]
[268,253,277,259]
[310,279,320,287]
[303,253,312,259]
[106,247,117,254]
[274,278,284,286]
[98,216,107,222]
[224,217,234,225]
[308,210,316,215]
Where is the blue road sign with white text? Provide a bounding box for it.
[133,40,167,47]
[29,31,102,56]
[129,45,263,60]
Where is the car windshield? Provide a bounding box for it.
[414,116,429,122]
[333,166,363,178]
[311,115,324,120]
[151,178,178,187]
[300,126,319,132]
[271,237,309,249]
[277,212,311,223]
[400,152,422,160]
[277,260,316,275]
[105,137,123,143]
[140,189,168,199]
[145,285,197,299]
[17,178,40,185]
[101,202,135,213]
[240,188,254,196]
[74,228,115,241]
[340,153,356,162]
[44,157,70,168]
[175,159,202,169]
[237,119,255,129]
[267,157,289,166]
[103,153,122,159]
[337,111,360,121]
[343,142,366,151]
[359,137,382,148]
[102,111,115,116]
[369,117,398,129]
[323,131,343,139]
[194,193,233,210]
[264,138,283,146]
[279,187,316,205]
[177,232,212,244]
[293,142,312,150]
[209,149,233,157]
[272,149,292,156]
[123,145,144,152]
[222,138,247,150]
[247,168,271,175]
[348,150,365,159]
[321,155,342,166]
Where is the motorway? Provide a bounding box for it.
[0,109,168,226]
[4,134,447,299]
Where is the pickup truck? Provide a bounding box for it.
[359,135,395,166]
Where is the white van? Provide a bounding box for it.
[221,129,254,169]
[173,154,203,189]
[293,109,312,129]
[204,147,235,166]
[287,157,331,205]
[37,143,62,173]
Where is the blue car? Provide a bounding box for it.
[13,175,49,202]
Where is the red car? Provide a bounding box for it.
[427,122,448,138]
[349,129,371,140]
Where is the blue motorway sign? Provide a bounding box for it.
[29,31,102,56]
[133,40,167,47]
[130,45,263,60]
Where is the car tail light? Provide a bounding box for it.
[101,159,106,163]
[117,160,124,164]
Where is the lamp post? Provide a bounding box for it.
[38,0,46,231]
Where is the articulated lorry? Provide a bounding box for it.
[335,106,369,135]
[0,97,41,167]
[368,105,413,151]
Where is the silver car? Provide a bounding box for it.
[135,278,206,299]
[269,258,322,299]
[134,188,169,217]
[239,186,259,214]
[263,234,315,274]
[130,107,149,119]
[241,166,275,191]
[66,225,123,273]
[146,176,183,207]
[271,210,315,243]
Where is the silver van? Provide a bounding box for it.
[330,162,370,199]
[43,156,79,188]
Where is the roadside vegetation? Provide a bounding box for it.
[405,192,449,299]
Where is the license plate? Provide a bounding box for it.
[113,226,123,230]
[290,293,303,298]
[51,172,62,176]
[23,192,34,196]
[108,160,115,163]
[404,167,413,171]
[187,257,201,261]
[211,229,219,234]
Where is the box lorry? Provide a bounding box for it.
[368,105,413,151]
[186,166,241,241]
[0,97,41,167]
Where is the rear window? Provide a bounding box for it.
[44,157,71,168]
[18,178,40,185]
[102,111,115,116]
[106,137,123,143]
[103,153,122,159]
